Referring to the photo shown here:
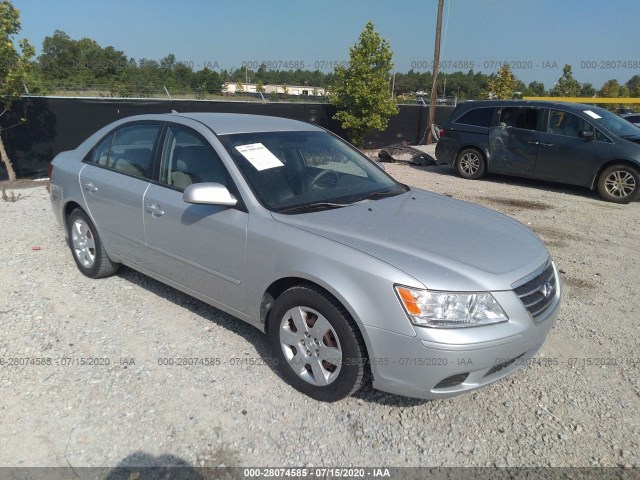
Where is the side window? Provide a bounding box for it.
[89,134,113,166]
[547,110,593,139]
[160,126,228,190]
[454,108,494,127]
[595,129,612,143]
[499,107,540,130]
[108,124,161,177]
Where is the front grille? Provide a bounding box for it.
[514,263,558,321]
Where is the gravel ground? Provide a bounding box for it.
[0,153,638,469]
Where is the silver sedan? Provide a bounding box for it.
[50,113,561,402]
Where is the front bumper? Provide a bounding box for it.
[363,285,561,400]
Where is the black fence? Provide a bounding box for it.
[0,97,455,179]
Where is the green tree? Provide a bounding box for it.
[599,79,621,111]
[235,80,244,94]
[579,82,596,97]
[0,0,35,181]
[484,64,516,99]
[526,81,546,97]
[192,68,222,96]
[256,80,265,93]
[331,21,398,147]
[549,64,581,97]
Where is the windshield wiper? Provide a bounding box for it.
[277,202,351,214]
[352,189,402,203]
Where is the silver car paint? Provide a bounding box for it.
[50,112,561,400]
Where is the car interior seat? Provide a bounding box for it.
[549,112,564,135]
[172,145,226,189]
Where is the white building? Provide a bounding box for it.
[223,82,326,96]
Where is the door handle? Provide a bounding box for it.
[83,182,98,193]
[145,203,165,216]
[527,141,540,145]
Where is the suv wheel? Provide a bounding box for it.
[455,148,486,179]
[597,165,640,204]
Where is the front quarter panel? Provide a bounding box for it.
[245,209,421,338]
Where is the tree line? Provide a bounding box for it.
[26,30,640,103]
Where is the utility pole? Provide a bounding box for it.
[426,0,444,144]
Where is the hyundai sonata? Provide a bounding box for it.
[50,113,561,402]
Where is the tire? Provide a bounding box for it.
[596,165,640,204]
[267,285,368,402]
[67,209,119,278]
[455,148,486,179]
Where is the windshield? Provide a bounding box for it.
[585,107,640,138]
[218,130,406,212]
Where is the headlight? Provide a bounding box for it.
[395,286,508,328]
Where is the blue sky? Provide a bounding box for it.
[12,0,640,90]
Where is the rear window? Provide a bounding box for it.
[454,108,494,127]
[499,107,540,130]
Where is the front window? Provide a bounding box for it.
[584,107,640,138]
[218,131,406,212]
[159,126,228,190]
[547,110,594,138]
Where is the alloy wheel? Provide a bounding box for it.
[71,218,96,268]
[279,306,342,386]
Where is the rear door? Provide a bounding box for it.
[79,123,162,264]
[488,106,542,176]
[142,124,249,315]
[534,109,600,186]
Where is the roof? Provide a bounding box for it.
[170,112,321,135]
[455,99,605,111]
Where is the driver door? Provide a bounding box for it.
[142,125,249,315]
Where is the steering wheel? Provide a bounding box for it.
[309,169,339,190]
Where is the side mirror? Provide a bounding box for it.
[580,130,595,140]
[183,182,238,206]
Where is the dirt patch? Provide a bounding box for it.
[0,178,49,190]
[562,275,597,296]
[478,196,554,211]
[532,225,583,243]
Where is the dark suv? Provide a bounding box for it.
[435,100,640,203]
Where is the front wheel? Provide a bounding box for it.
[267,286,368,402]
[455,148,486,179]
[597,165,640,204]
[67,209,119,278]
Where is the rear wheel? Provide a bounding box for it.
[455,148,486,179]
[67,209,119,278]
[597,165,640,204]
[267,286,368,402]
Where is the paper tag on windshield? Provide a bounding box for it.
[235,143,284,171]
[583,110,602,119]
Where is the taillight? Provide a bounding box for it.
[48,162,53,178]
[439,128,447,137]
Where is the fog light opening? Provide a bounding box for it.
[434,373,469,389]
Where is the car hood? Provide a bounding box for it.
[272,189,549,291]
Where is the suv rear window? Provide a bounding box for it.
[454,108,494,127]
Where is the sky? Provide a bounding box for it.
[11,0,640,90]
